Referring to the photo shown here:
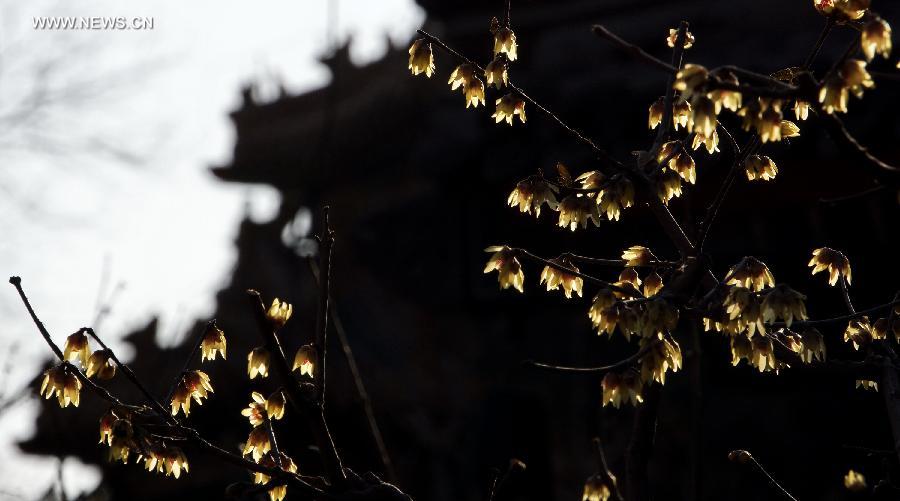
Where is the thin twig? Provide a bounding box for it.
[731,450,799,501]
[315,207,334,404]
[802,17,835,70]
[592,438,625,501]
[591,25,676,74]
[524,341,658,374]
[513,248,643,297]
[163,320,214,405]
[840,276,857,315]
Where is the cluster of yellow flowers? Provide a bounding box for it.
[41,329,120,408]
[409,17,528,125]
[97,408,190,478]
[582,473,614,501]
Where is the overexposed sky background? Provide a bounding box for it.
[0,1,424,498]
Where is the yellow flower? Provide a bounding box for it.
[808,247,851,286]
[243,426,272,462]
[643,272,664,297]
[86,349,116,380]
[840,59,874,98]
[640,337,682,384]
[856,379,879,392]
[726,257,775,291]
[107,418,134,464]
[540,256,584,298]
[598,177,635,221]
[558,194,601,230]
[292,344,317,377]
[724,287,765,337]
[491,21,518,61]
[99,409,118,445]
[618,268,642,291]
[622,246,655,267]
[484,245,525,292]
[407,39,434,77]
[667,28,695,49]
[757,108,783,143]
[484,56,509,89]
[844,317,882,350]
[247,347,271,379]
[670,150,696,184]
[709,72,742,113]
[750,335,777,372]
[588,289,616,327]
[266,391,286,420]
[640,298,679,338]
[200,322,227,362]
[256,452,299,501]
[690,95,717,138]
[602,371,643,408]
[744,155,778,181]
[582,474,612,501]
[673,97,692,130]
[818,76,849,114]
[63,330,91,368]
[798,328,826,363]
[648,97,665,129]
[170,370,214,416]
[793,100,810,121]
[266,298,293,329]
[861,17,892,61]
[673,64,708,99]
[508,178,559,217]
[844,469,867,491]
[492,93,526,125]
[656,170,683,205]
[593,301,640,340]
[144,444,190,479]
[761,284,808,327]
[691,129,720,154]
[40,365,81,408]
[448,64,485,108]
[814,0,867,20]
[242,392,268,426]
[780,120,800,139]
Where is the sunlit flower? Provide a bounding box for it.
[793,100,810,121]
[601,371,643,408]
[588,289,616,328]
[407,39,434,78]
[492,93,526,125]
[293,344,317,377]
[242,392,268,426]
[761,284,808,327]
[757,108,783,143]
[484,245,525,292]
[40,364,81,408]
[808,247,851,286]
[618,268,642,291]
[99,409,117,445]
[710,72,742,113]
[448,64,485,108]
[266,391,286,420]
[243,426,272,462]
[593,301,640,340]
[724,286,765,337]
[691,95,717,138]
[576,170,606,194]
[691,129,720,154]
[540,256,584,298]
[798,328,826,363]
[648,97,665,129]
[670,150,696,184]
[814,0,867,20]
[673,97,692,130]
[780,120,800,140]
[667,27,695,49]
[491,21,518,61]
[844,469,867,491]
[200,322,227,362]
[84,349,115,380]
[144,444,190,479]
[248,347,271,379]
[673,64,708,99]
[107,418,134,464]
[744,155,778,181]
[170,370,214,417]
[727,257,775,291]
[641,298,679,338]
[737,99,763,131]
[818,76,848,114]
[844,317,883,350]
[266,298,293,329]
[622,246,655,267]
[643,272,664,297]
[861,17,892,61]
[841,59,875,98]
[485,56,509,89]
[255,452,299,501]
[63,330,91,369]
[558,194,601,230]
[582,474,613,501]
[656,170,683,205]
[508,178,559,217]
[856,379,879,392]
[731,336,753,367]
[640,337,682,384]
[598,177,635,221]
[750,335,777,372]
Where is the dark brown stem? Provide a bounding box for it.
[650,21,689,157]
[524,341,658,374]
[591,25,676,74]
[732,450,799,501]
[840,276,857,315]
[764,299,900,328]
[566,253,677,269]
[625,385,659,501]
[802,17,835,70]
[592,438,625,501]
[164,321,213,405]
[315,207,334,404]
[513,248,642,296]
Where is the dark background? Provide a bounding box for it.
[19,0,900,500]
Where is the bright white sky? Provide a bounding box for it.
[0,1,423,497]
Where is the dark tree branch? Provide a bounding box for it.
[591,25,676,74]
[729,450,799,501]
[524,341,658,374]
